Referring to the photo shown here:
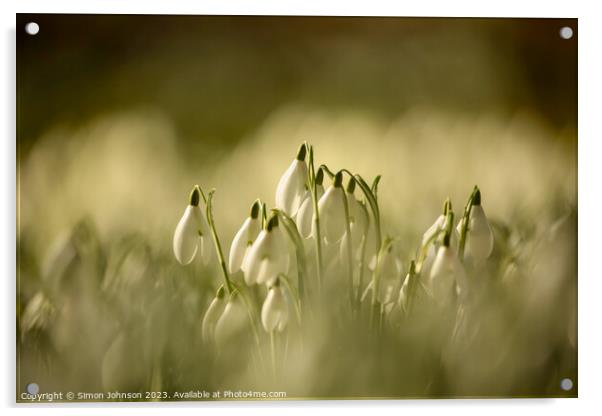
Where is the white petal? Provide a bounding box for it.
[228,217,259,273]
[467,205,494,260]
[275,160,308,216]
[200,236,213,266]
[349,197,369,241]
[380,249,402,279]
[261,287,288,332]
[296,194,314,239]
[242,230,270,285]
[428,246,465,305]
[201,296,225,343]
[214,297,248,345]
[423,214,445,246]
[318,186,347,244]
[173,205,200,265]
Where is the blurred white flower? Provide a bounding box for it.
[365,243,403,304]
[275,145,308,216]
[242,214,290,286]
[376,244,403,304]
[317,172,347,244]
[214,293,249,345]
[228,201,261,274]
[201,287,226,343]
[261,280,289,332]
[173,186,211,265]
[423,214,446,247]
[428,245,467,306]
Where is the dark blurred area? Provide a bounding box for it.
[17,15,577,159]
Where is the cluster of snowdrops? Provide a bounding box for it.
[172,143,495,350]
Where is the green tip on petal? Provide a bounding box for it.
[272,277,281,288]
[189,186,201,206]
[216,285,225,299]
[267,213,279,231]
[296,144,307,161]
[409,260,416,274]
[346,177,356,194]
[443,211,455,247]
[443,198,452,215]
[250,200,261,219]
[334,171,344,188]
[473,188,481,206]
[316,167,324,186]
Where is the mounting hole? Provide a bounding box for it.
[560,378,573,391]
[26,383,39,395]
[559,26,573,40]
[25,22,39,36]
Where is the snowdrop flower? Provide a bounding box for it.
[261,279,289,332]
[173,186,211,265]
[376,243,403,304]
[242,214,290,286]
[423,214,445,247]
[345,178,369,242]
[428,231,467,306]
[214,292,249,345]
[423,199,455,248]
[296,168,325,238]
[228,200,261,274]
[457,189,494,261]
[398,261,415,312]
[201,286,226,343]
[275,144,309,216]
[317,171,347,244]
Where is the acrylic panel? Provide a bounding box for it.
[16,14,577,402]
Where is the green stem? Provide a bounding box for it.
[230,283,264,364]
[270,330,277,378]
[273,209,307,305]
[356,234,368,313]
[205,190,234,294]
[308,145,324,292]
[342,189,355,314]
[458,187,478,261]
[278,273,302,324]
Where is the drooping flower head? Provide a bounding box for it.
[376,241,403,304]
[317,171,347,244]
[228,200,262,274]
[423,198,452,247]
[242,213,290,286]
[173,185,212,265]
[345,178,369,242]
[429,212,467,306]
[296,167,325,239]
[275,144,309,216]
[214,291,249,345]
[201,286,226,343]
[261,278,289,332]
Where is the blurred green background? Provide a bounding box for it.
[17,15,577,400]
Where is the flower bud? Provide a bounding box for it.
[214,292,249,345]
[201,286,226,343]
[428,245,467,306]
[228,201,261,273]
[261,280,289,332]
[317,173,347,244]
[275,146,309,216]
[242,214,290,286]
[173,186,211,265]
